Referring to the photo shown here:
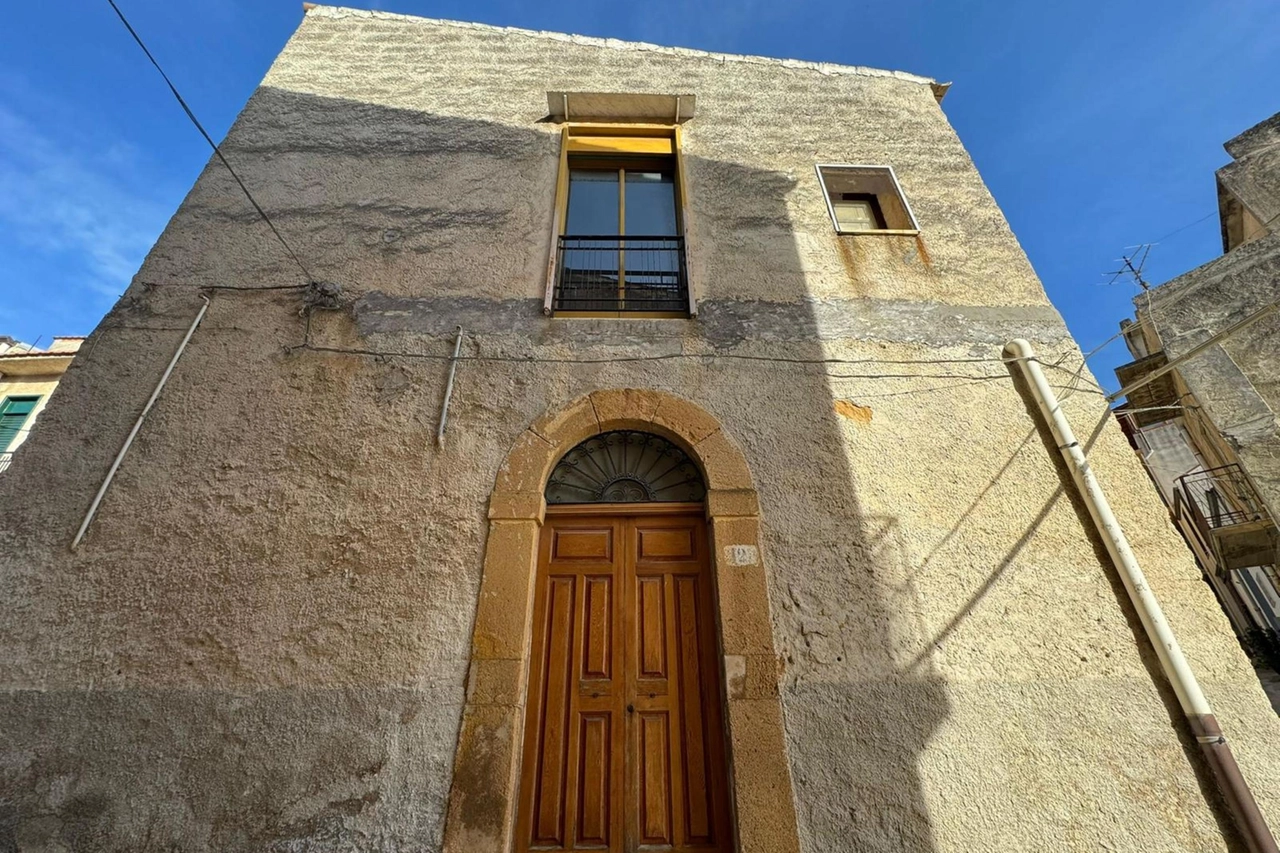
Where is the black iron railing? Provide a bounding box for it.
[553,235,688,313]
[1175,464,1269,530]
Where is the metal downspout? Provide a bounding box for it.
[1003,338,1277,853]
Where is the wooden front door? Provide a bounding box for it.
[516,506,733,853]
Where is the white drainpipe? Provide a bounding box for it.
[71,295,211,551]
[1004,338,1276,853]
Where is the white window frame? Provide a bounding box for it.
[815,163,920,235]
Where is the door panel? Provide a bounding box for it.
[629,515,732,852]
[637,576,669,680]
[532,575,577,847]
[674,575,714,844]
[517,511,731,853]
[637,527,695,560]
[553,527,614,561]
[582,576,614,681]
[577,713,612,846]
[638,712,673,844]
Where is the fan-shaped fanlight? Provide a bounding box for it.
[545,430,706,504]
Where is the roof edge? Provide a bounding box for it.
[299,4,940,90]
[0,352,76,360]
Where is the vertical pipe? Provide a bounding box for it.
[71,295,211,551]
[1004,338,1277,853]
[437,326,464,448]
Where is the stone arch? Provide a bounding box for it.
[442,389,801,853]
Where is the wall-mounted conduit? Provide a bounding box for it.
[1005,338,1277,853]
[70,295,210,551]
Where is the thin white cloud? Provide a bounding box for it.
[0,103,168,301]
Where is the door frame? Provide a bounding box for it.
[441,389,802,853]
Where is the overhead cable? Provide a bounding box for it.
[105,0,316,284]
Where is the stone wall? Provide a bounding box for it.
[1219,112,1280,246]
[1,7,1277,852]
[1142,110,1280,521]
[1144,238,1280,522]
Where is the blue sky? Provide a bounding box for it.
[2,1,1277,388]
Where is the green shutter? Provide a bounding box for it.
[0,396,40,452]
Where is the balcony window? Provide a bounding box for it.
[547,126,690,316]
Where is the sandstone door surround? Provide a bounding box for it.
[442,388,801,853]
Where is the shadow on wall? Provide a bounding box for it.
[676,153,950,852]
[0,83,950,853]
[1006,379,1249,851]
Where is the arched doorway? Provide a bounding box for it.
[515,431,731,852]
[440,389,801,853]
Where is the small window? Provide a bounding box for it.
[816,165,919,234]
[547,126,691,316]
[0,395,40,453]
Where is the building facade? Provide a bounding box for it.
[1115,111,1280,662]
[1,8,1278,852]
[0,336,82,473]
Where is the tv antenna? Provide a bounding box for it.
[1103,244,1154,291]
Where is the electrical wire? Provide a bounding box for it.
[1057,324,1134,403]
[95,275,1109,391]
[289,341,998,368]
[1114,404,1195,416]
[105,0,315,284]
[99,0,1276,411]
[96,0,1132,397]
[828,375,1007,400]
[286,340,1106,392]
[1150,212,1217,245]
[140,281,312,292]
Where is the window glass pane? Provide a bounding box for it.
[623,171,677,236]
[566,170,620,235]
[563,171,620,306]
[833,199,878,232]
[622,171,679,305]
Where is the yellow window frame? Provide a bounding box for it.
[543,123,694,317]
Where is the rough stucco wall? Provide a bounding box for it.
[1147,112,1280,519]
[1220,113,1280,230]
[1,7,1278,852]
[1143,230,1280,522]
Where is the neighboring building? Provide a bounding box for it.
[1114,111,1280,660]
[0,336,82,472]
[1,8,1278,852]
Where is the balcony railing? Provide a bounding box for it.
[1173,464,1278,572]
[553,235,688,314]
[1176,465,1269,530]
